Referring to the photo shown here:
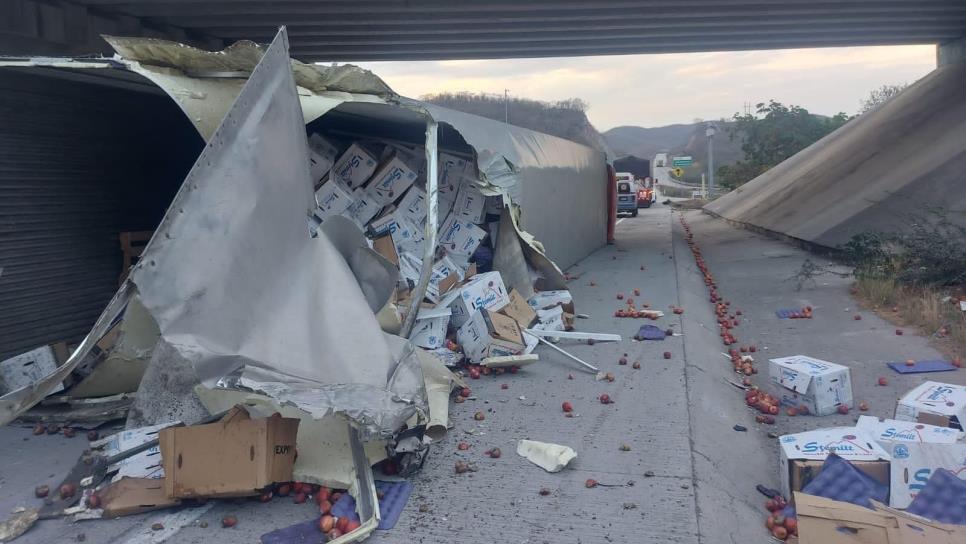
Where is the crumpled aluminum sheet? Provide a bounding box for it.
[128,28,424,437]
[103,35,394,97]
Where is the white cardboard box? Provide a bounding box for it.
[855,415,963,446]
[533,305,565,332]
[367,156,418,205]
[397,186,427,227]
[426,256,464,303]
[330,143,378,189]
[456,310,525,363]
[886,441,966,508]
[778,427,891,499]
[438,153,468,201]
[307,133,339,181]
[0,345,63,395]
[452,182,486,224]
[439,215,487,260]
[409,306,451,350]
[313,180,355,225]
[344,190,383,229]
[767,355,853,416]
[441,271,510,327]
[894,381,966,430]
[528,290,573,310]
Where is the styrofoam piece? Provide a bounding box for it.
[516,439,577,473]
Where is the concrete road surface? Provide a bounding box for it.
[1,205,960,544]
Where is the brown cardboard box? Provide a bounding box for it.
[372,235,398,266]
[795,492,964,544]
[483,310,524,346]
[500,289,537,329]
[100,477,180,518]
[160,405,299,498]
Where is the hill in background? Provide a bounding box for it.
[421,92,612,154]
[421,92,745,184]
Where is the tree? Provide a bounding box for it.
[717,100,850,189]
[859,83,908,114]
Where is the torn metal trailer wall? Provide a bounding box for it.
[705,61,966,249]
[421,103,608,271]
[126,29,425,439]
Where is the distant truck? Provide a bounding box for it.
[651,152,673,186]
[615,172,638,217]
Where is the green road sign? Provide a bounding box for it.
[672,156,693,167]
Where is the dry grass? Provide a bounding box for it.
[854,276,965,360]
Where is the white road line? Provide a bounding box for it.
[616,218,625,225]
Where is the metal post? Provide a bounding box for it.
[504,88,509,124]
[706,123,716,196]
[400,120,439,338]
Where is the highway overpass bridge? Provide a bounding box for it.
[3,0,966,63]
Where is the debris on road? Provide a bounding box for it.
[767,355,853,416]
[516,440,577,473]
[886,359,959,374]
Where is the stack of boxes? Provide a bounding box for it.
[305,131,564,364]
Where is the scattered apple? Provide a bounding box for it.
[837,405,850,415]
[878,377,888,386]
[585,479,598,488]
[562,402,573,412]
[599,394,612,404]
[222,515,237,528]
[473,411,485,421]
[319,515,335,533]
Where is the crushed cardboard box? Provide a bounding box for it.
[100,477,180,518]
[159,405,299,498]
[457,309,525,363]
[794,492,965,544]
[500,289,537,329]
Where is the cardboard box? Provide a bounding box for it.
[534,305,565,332]
[855,415,962,446]
[308,133,339,164]
[314,180,354,222]
[894,381,966,430]
[452,182,486,223]
[372,235,398,266]
[343,190,383,229]
[886,441,966,508]
[426,256,463,303]
[457,309,525,363]
[438,215,487,260]
[527,290,573,311]
[409,306,451,350]
[388,215,425,257]
[331,143,378,189]
[307,134,339,181]
[397,251,422,284]
[367,156,418,206]
[438,153,468,200]
[501,289,537,329]
[397,186,427,226]
[100,477,180,518]
[795,492,965,544]
[768,355,853,416]
[778,427,891,499]
[441,271,510,327]
[160,405,299,498]
[0,345,63,395]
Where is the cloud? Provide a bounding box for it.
[353,45,935,130]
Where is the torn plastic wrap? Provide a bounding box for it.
[127,29,425,439]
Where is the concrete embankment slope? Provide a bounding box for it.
[705,61,966,249]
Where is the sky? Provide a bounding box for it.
[354,45,936,131]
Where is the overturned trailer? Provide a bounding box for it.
[0,28,606,541]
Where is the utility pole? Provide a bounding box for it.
[706,123,717,196]
[504,88,509,124]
